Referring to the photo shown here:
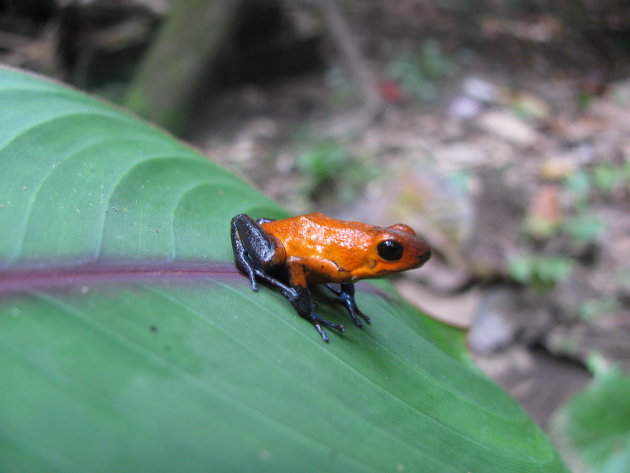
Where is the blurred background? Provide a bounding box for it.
[2,0,629,470]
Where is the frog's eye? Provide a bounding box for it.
[377,240,403,261]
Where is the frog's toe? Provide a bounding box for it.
[309,313,345,342]
[319,317,345,334]
[356,307,371,324]
[314,324,330,343]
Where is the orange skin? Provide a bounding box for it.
[260,213,431,288]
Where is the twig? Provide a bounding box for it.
[318,0,384,131]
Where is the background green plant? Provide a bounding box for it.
[508,254,574,290]
[551,357,630,473]
[295,139,378,204]
[387,39,457,102]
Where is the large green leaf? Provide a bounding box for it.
[0,66,568,473]
[551,364,630,473]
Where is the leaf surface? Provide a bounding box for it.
[0,66,568,473]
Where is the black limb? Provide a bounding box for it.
[230,214,291,293]
[231,214,344,342]
[325,283,372,327]
[285,285,345,342]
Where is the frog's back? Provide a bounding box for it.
[261,213,378,259]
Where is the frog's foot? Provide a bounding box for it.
[309,313,345,343]
[281,285,344,342]
[325,283,372,327]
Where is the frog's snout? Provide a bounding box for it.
[418,246,431,266]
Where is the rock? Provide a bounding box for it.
[551,116,606,142]
[589,99,630,133]
[609,77,630,106]
[448,77,497,119]
[431,142,488,167]
[448,96,483,119]
[468,287,521,354]
[539,157,578,180]
[474,346,590,427]
[462,76,497,103]
[546,323,630,372]
[477,110,540,147]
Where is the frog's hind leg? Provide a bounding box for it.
[230,214,288,292]
[325,283,372,327]
[283,284,345,343]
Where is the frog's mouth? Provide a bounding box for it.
[417,247,432,266]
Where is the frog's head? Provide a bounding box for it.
[357,223,431,279]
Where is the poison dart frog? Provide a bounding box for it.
[230,213,431,342]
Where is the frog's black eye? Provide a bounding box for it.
[377,240,403,261]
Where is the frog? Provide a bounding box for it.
[230,213,431,342]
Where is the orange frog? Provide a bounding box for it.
[230,213,431,342]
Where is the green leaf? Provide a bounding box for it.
[536,256,573,285]
[296,140,351,180]
[600,436,630,473]
[564,169,591,205]
[508,255,536,283]
[551,366,630,473]
[0,66,568,473]
[563,214,605,245]
[593,163,619,194]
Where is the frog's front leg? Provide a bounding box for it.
[325,283,372,327]
[230,214,288,292]
[285,257,345,342]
